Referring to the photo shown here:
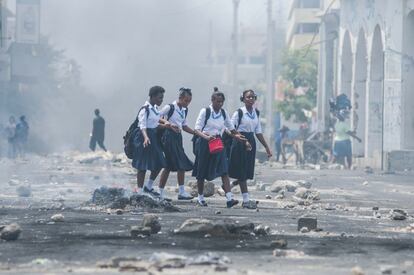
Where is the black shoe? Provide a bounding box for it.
[143,186,160,197]
[226,199,239,208]
[197,200,208,207]
[178,194,194,200]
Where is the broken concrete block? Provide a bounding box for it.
[130,226,152,237]
[300,227,309,233]
[296,180,312,189]
[390,209,407,220]
[142,214,161,234]
[0,223,22,241]
[253,225,270,236]
[204,182,215,197]
[298,216,317,231]
[51,214,64,222]
[270,239,288,249]
[351,266,365,275]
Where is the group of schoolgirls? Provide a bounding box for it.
[132,85,272,209]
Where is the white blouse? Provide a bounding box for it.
[137,101,161,129]
[160,101,188,129]
[194,105,234,136]
[231,106,262,134]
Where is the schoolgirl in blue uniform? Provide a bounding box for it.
[157,88,195,200]
[228,89,272,209]
[133,86,173,196]
[192,89,247,208]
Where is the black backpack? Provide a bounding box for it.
[123,105,149,159]
[192,107,226,155]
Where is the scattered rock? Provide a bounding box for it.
[298,216,317,231]
[0,223,22,241]
[130,194,180,212]
[215,210,222,215]
[373,206,379,211]
[265,195,272,199]
[174,218,256,237]
[296,180,312,189]
[130,226,152,237]
[8,179,20,186]
[51,214,64,222]
[328,164,343,170]
[390,209,407,221]
[273,249,305,258]
[149,252,187,270]
[16,185,31,197]
[216,188,226,196]
[364,166,374,174]
[294,188,320,201]
[380,266,392,274]
[362,181,369,186]
[91,187,126,205]
[253,225,270,235]
[115,209,123,215]
[324,203,336,210]
[351,266,365,275]
[203,182,215,197]
[256,183,271,191]
[300,227,309,233]
[270,239,288,249]
[142,214,161,234]
[187,252,231,266]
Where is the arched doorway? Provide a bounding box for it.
[403,11,414,149]
[340,31,352,97]
[366,25,384,158]
[353,29,368,157]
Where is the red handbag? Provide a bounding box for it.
[208,137,224,154]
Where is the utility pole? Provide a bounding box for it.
[265,0,274,143]
[230,0,240,111]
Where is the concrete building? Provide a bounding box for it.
[287,0,339,50]
[318,0,414,170]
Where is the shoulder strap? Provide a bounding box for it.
[221,109,226,120]
[237,108,243,129]
[166,103,175,120]
[201,107,211,131]
[136,105,150,125]
[184,108,189,118]
[255,108,260,117]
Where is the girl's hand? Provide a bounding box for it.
[143,136,151,147]
[170,124,181,133]
[245,141,252,151]
[234,133,247,142]
[266,148,273,158]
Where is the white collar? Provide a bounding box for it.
[173,100,186,111]
[209,104,222,114]
[145,101,158,109]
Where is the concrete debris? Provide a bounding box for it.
[91,187,126,206]
[364,166,374,174]
[328,164,343,170]
[215,210,221,215]
[149,252,187,270]
[294,188,320,201]
[142,214,161,234]
[380,266,393,274]
[296,180,312,189]
[50,214,64,222]
[130,194,180,212]
[16,185,31,197]
[115,209,123,215]
[204,181,216,197]
[300,227,309,233]
[253,225,270,236]
[270,239,288,249]
[273,249,305,258]
[97,256,142,268]
[298,216,317,231]
[390,209,408,220]
[256,183,271,191]
[351,266,365,275]
[174,218,259,237]
[324,203,336,210]
[130,226,152,237]
[0,223,22,241]
[362,181,369,186]
[216,188,226,196]
[187,252,231,266]
[265,195,272,199]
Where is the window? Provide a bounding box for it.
[295,23,319,34]
[298,0,320,9]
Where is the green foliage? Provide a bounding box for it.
[277,49,318,122]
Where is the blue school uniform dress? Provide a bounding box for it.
[132,101,166,171]
[228,107,262,181]
[192,106,234,181]
[160,101,193,172]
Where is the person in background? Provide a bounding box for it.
[5,116,17,159]
[332,110,361,169]
[89,109,107,152]
[276,125,289,163]
[15,115,29,157]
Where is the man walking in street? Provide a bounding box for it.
[15,115,29,157]
[89,109,107,152]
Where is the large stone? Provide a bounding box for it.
[294,188,320,201]
[0,223,22,241]
[270,180,298,193]
[142,214,161,234]
[253,225,270,235]
[390,209,407,220]
[51,214,64,222]
[298,216,317,231]
[296,180,312,189]
[270,239,288,249]
[91,187,126,205]
[130,226,152,237]
[204,182,215,197]
[16,185,31,197]
[174,218,255,237]
[130,194,180,212]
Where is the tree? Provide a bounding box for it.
[276,48,318,123]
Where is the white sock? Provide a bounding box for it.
[242,193,250,203]
[198,194,204,202]
[178,185,185,195]
[225,192,233,202]
[159,188,165,199]
[145,179,154,190]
